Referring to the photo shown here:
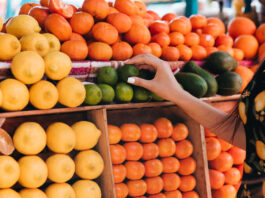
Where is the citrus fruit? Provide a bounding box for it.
[133,43,152,56]
[28,6,49,29]
[154,117,173,138]
[112,41,133,61]
[43,33,61,52]
[162,13,177,22]
[228,17,256,39]
[0,156,20,188]
[13,122,46,155]
[82,0,109,19]
[115,183,128,198]
[162,173,181,191]
[70,11,94,35]
[256,23,265,43]
[97,66,118,86]
[92,22,118,45]
[11,51,45,84]
[205,137,222,161]
[0,189,21,198]
[209,152,234,172]
[158,138,176,157]
[108,125,122,144]
[0,78,29,111]
[178,157,196,175]
[46,183,75,198]
[142,143,159,160]
[56,77,86,107]
[19,3,39,15]
[119,64,139,82]
[75,150,104,179]
[0,16,3,31]
[107,12,132,33]
[20,189,46,198]
[144,159,163,177]
[73,180,101,198]
[61,40,88,61]
[71,121,101,150]
[179,175,196,192]
[212,185,237,198]
[113,164,127,183]
[0,33,21,61]
[110,144,126,164]
[125,23,151,44]
[18,156,48,188]
[124,142,144,161]
[175,139,193,159]
[209,169,225,190]
[133,87,150,102]
[233,35,259,59]
[88,42,113,61]
[161,157,180,173]
[169,16,192,35]
[151,92,164,101]
[115,82,134,102]
[145,176,164,195]
[127,180,147,197]
[98,84,115,104]
[46,154,75,183]
[125,161,145,180]
[84,84,102,105]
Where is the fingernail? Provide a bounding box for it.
[127,77,135,84]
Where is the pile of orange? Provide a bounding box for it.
[108,118,199,198]
[204,129,246,198]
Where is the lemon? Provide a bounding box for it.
[46,154,75,183]
[0,16,3,32]
[0,88,3,106]
[0,156,20,188]
[13,122,46,155]
[29,80,58,110]
[0,33,21,61]
[20,189,47,198]
[75,150,104,180]
[71,121,101,150]
[0,189,21,198]
[6,15,41,38]
[46,183,76,198]
[56,77,86,107]
[11,51,45,84]
[43,33,61,52]
[46,122,76,153]
[44,51,72,80]
[72,180,101,198]
[0,78,29,111]
[20,33,50,57]
[18,156,48,188]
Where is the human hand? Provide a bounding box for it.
[125,53,183,102]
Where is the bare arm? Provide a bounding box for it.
[126,54,246,149]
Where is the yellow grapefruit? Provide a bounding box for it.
[72,180,101,198]
[45,183,76,198]
[20,189,47,198]
[0,33,21,61]
[0,156,20,188]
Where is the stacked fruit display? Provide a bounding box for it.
[108,117,199,198]
[0,121,103,198]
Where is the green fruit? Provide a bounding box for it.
[115,83,133,102]
[175,72,208,98]
[204,51,238,74]
[216,72,242,96]
[119,64,139,82]
[97,66,118,86]
[98,84,115,104]
[139,69,155,80]
[151,92,164,101]
[133,87,150,102]
[182,61,218,97]
[84,84,102,105]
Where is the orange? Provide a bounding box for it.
[142,143,159,160]
[124,142,143,161]
[177,44,192,61]
[202,23,222,38]
[164,190,182,198]
[209,169,225,190]
[127,180,147,197]
[115,183,129,198]
[209,152,234,172]
[233,48,244,61]
[149,193,166,198]
[217,137,232,151]
[152,32,171,47]
[19,3,39,15]
[29,6,49,28]
[61,40,88,60]
[228,17,256,39]
[40,0,49,7]
[215,34,233,47]
[204,128,216,137]
[205,46,218,56]
[256,24,265,43]
[44,14,72,41]
[110,144,126,164]
[162,173,181,191]
[92,22,118,45]
[199,34,215,47]
[88,42,113,61]
[69,33,86,43]
[148,42,162,58]
[184,32,200,46]
[121,123,141,142]
[113,164,127,183]
[234,65,254,92]
[179,175,196,192]
[207,17,226,34]
[125,161,145,180]
[133,43,152,56]
[178,157,196,175]
[140,123,158,143]
[109,7,119,14]
[149,21,170,35]
[107,13,132,33]
[82,0,109,20]
[217,45,234,57]
[114,0,139,16]
[259,42,265,62]
[175,140,193,159]
[234,181,242,192]
[250,64,260,73]
[161,46,180,61]
[182,191,199,198]
[143,13,154,27]
[154,117,173,138]
[144,159,163,177]
[206,137,222,161]
[162,13,177,23]
[130,15,145,25]
[125,23,151,44]
[169,32,185,46]
[227,146,246,165]
[191,45,207,60]
[112,41,133,61]
[161,157,180,173]
[157,138,176,157]
[145,176,164,195]
[135,1,147,17]
[108,125,122,144]
[147,10,161,20]
[70,12,94,35]
[233,35,259,59]
[212,185,237,198]
[170,16,192,35]
[190,14,207,29]
[224,167,241,185]
[171,123,189,141]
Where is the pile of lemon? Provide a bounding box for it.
[0,15,86,111]
[0,120,103,198]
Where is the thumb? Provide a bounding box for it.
[127,77,152,89]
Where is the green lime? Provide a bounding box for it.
[115,82,133,102]
[84,84,102,105]
[97,66,118,86]
[119,64,139,82]
[133,87,150,102]
[98,84,115,104]
[151,92,164,102]
[139,69,155,80]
